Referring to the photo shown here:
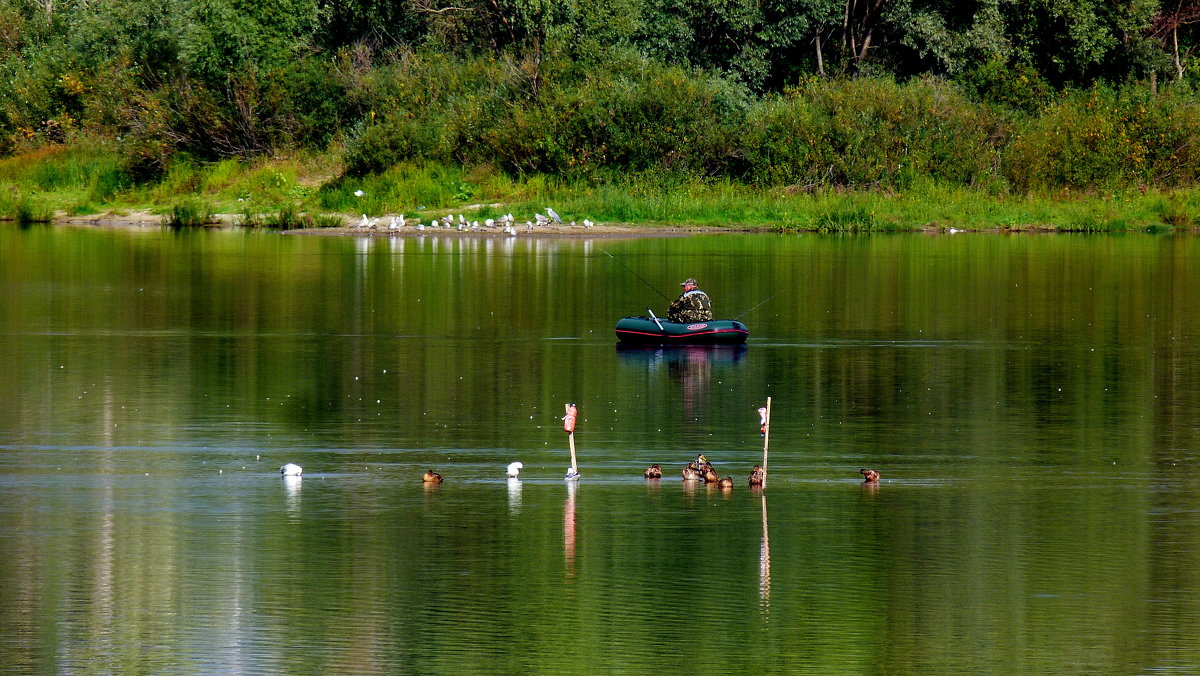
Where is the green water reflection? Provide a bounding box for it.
[2,225,1199,674]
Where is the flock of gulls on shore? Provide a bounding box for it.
[280,457,882,487]
[351,206,596,235]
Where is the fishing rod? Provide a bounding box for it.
[602,247,784,320]
[599,249,672,302]
[732,287,790,321]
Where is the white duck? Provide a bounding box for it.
[507,461,524,478]
[280,463,303,476]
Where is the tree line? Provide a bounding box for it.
[2,0,1199,191]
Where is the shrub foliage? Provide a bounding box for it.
[3,0,1200,198]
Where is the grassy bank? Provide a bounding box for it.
[1,144,1197,232]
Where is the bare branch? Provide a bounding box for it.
[409,0,475,15]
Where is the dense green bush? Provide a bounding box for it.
[342,51,530,175]
[1004,85,1200,191]
[739,77,1003,189]
[276,53,355,149]
[0,45,85,147]
[118,54,352,179]
[342,51,747,179]
[343,116,442,176]
[959,59,1055,113]
[544,59,748,177]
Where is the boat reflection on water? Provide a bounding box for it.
[615,343,747,367]
[617,344,746,420]
[615,345,746,390]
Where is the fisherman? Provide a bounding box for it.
[667,277,713,323]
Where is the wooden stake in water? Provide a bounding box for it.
[761,397,772,489]
[564,403,580,480]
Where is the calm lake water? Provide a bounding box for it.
[2,224,1200,674]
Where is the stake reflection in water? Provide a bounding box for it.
[508,477,522,516]
[759,492,770,616]
[564,480,577,579]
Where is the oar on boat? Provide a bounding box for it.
[646,308,665,331]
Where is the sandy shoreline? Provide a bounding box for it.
[56,209,1118,235]
[43,212,1123,236]
[54,210,742,238]
[287,223,717,238]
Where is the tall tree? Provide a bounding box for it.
[633,0,842,90]
[1000,0,1159,85]
[1151,0,1200,79]
[844,0,887,67]
[883,0,1011,74]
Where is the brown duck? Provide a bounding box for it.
[860,468,880,484]
[748,465,765,487]
[422,470,444,484]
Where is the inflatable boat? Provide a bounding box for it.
[614,315,749,345]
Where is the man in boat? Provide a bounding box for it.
[667,277,713,323]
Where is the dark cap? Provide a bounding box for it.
[680,277,697,286]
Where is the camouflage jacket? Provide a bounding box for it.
[667,290,713,323]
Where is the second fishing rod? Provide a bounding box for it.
[599,248,786,320]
